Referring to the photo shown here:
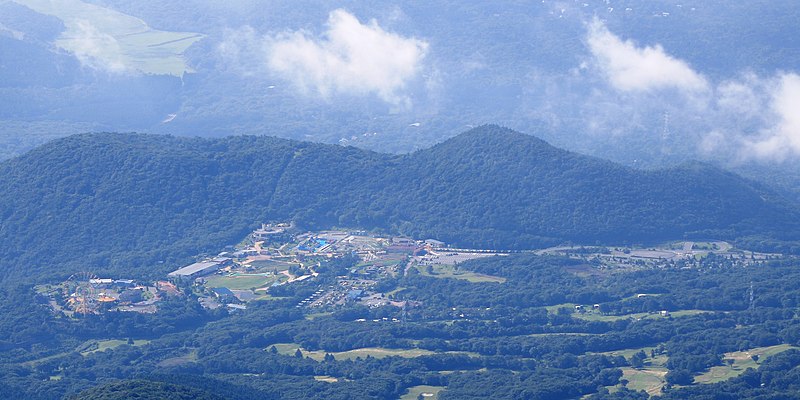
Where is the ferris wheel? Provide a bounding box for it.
[64,272,99,316]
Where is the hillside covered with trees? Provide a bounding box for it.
[1,125,799,284]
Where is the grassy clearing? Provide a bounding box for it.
[415,264,506,283]
[268,344,476,362]
[695,344,797,384]
[545,303,578,313]
[157,349,199,368]
[620,367,668,396]
[595,345,669,396]
[400,385,445,400]
[596,346,659,359]
[13,0,203,76]
[305,312,333,320]
[81,339,150,355]
[575,309,708,322]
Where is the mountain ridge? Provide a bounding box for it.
[1,125,798,284]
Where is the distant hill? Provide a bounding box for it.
[1,125,798,284]
[69,380,224,400]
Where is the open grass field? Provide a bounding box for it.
[415,264,506,283]
[268,344,477,362]
[619,366,668,396]
[595,345,670,395]
[695,344,797,384]
[12,0,203,76]
[156,349,199,368]
[400,385,445,400]
[204,273,282,291]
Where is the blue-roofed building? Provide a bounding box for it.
[346,289,364,301]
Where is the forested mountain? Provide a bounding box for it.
[1,125,798,284]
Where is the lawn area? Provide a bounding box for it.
[80,339,150,355]
[268,344,476,362]
[400,385,445,400]
[204,273,282,290]
[695,344,797,384]
[415,264,506,283]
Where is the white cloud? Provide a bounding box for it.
[742,73,800,161]
[265,9,429,107]
[63,20,128,73]
[586,18,708,93]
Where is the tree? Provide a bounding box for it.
[630,351,647,369]
[665,369,693,385]
[724,359,735,369]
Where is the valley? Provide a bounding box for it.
[9,219,800,399]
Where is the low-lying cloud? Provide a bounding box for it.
[586,18,708,93]
[62,20,127,73]
[742,73,800,161]
[581,19,800,163]
[265,9,428,108]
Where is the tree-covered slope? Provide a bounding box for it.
[387,127,800,247]
[69,380,225,400]
[0,126,798,284]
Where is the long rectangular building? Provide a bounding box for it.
[168,258,230,279]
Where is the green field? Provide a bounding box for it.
[415,264,506,283]
[400,385,445,400]
[268,344,476,362]
[204,273,283,290]
[695,344,797,384]
[12,0,203,76]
